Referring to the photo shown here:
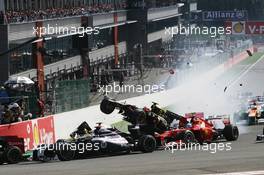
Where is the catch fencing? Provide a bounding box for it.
[54,79,90,113]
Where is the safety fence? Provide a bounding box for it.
[54,79,90,114]
[0,94,39,119]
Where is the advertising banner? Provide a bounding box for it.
[203,11,248,21]
[245,22,264,35]
[226,21,264,35]
[0,116,55,151]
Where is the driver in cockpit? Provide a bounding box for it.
[70,121,93,140]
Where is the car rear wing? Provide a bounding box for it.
[207,115,231,125]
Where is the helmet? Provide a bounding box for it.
[186,123,192,128]
[143,107,150,112]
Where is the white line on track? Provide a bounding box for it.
[202,170,264,175]
[227,54,264,89]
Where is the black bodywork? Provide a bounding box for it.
[100,97,182,152]
[0,136,24,164]
[33,123,130,161]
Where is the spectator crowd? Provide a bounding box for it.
[0,100,32,125]
[0,3,127,24]
[0,83,45,125]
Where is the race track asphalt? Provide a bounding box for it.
[1,53,264,175]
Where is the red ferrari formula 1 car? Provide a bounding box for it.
[155,113,239,146]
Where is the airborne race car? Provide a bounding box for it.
[100,97,239,151]
[33,122,130,161]
[100,97,173,153]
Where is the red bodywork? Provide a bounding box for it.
[156,113,215,145]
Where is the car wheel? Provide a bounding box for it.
[182,130,196,144]
[56,143,75,161]
[44,148,56,159]
[139,135,156,153]
[5,146,22,164]
[100,98,115,114]
[223,125,239,141]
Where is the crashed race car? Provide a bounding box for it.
[156,113,239,146]
[33,122,130,161]
[100,97,239,151]
[256,127,264,143]
[0,136,24,165]
[100,97,181,152]
[235,96,264,125]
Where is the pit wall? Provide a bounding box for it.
[0,47,254,151]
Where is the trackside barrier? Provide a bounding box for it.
[0,116,55,151]
[0,47,256,150]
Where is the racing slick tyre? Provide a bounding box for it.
[5,146,22,164]
[100,98,116,114]
[138,135,156,153]
[223,125,239,141]
[56,143,76,161]
[182,130,196,144]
